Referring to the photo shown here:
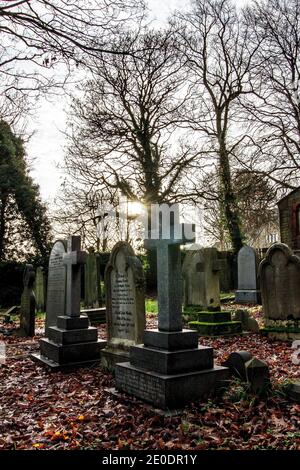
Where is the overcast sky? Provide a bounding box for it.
[27,0,250,204]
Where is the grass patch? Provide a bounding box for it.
[145,298,158,314]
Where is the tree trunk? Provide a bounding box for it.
[0,196,7,261]
[219,146,244,253]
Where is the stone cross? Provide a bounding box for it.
[145,205,195,332]
[63,236,86,317]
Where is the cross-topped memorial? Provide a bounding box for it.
[116,203,229,409]
[145,205,195,331]
[32,235,106,370]
[63,236,86,317]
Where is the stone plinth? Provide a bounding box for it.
[32,236,106,370]
[116,328,229,409]
[116,205,229,408]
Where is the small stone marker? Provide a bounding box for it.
[32,236,106,370]
[35,266,46,313]
[116,204,229,409]
[101,241,145,371]
[223,351,270,393]
[232,309,259,333]
[236,246,261,304]
[45,239,67,335]
[19,265,36,337]
[286,382,300,403]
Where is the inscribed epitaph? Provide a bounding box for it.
[102,242,145,370]
[45,240,67,335]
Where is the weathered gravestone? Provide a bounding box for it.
[235,246,261,304]
[45,240,67,336]
[101,242,146,371]
[84,249,102,309]
[259,243,300,340]
[232,309,259,333]
[35,266,46,313]
[116,205,229,409]
[223,351,270,394]
[183,248,242,336]
[182,247,221,310]
[32,236,106,369]
[19,264,36,337]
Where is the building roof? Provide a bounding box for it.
[277,187,300,206]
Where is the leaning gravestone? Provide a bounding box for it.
[101,242,146,371]
[259,243,300,340]
[183,247,241,336]
[19,264,36,337]
[45,240,67,336]
[235,246,261,304]
[32,235,106,369]
[84,249,102,308]
[182,247,221,310]
[35,266,46,313]
[116,205,229,409]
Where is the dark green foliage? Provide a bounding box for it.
[0,121,51,262]
[0,261,24,307]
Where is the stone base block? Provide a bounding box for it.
[48,326,98,345]
[130,345,213,374]
[188,321,242,337]
[31,353,102,371]
[143,329,198,351]
[101,348,130,372]
[40,338,106,364]
[196,311,231,323]
[261,328,300,341]
[115,362,229,409]
[235,290,261,304]
[81,308,106,325]
[57,315,90,330]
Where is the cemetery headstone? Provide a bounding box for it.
[101,241,146,371]
[35,266,46,313]
[19,264,36,337]
[116,205,229,409]
[32,236,106,369]
[183,248,242,336]
[223,351,270,394]
[84,249,102,308]
[259,243,300,340]
[232,309,260,333]
[182,247,221,310]
[45,240,67,336]
[235,246,261,304]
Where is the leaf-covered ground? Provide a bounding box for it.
[0,310,300,450]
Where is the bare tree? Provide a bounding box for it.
[65,29,199,210]
[241,0,300,191]
[174,0,260,252]
[201,169,279,249]
[0,0,145,122]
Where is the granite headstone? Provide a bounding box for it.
[235,246,261,304]
[102,241,146,370]
[45,240,67,335]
